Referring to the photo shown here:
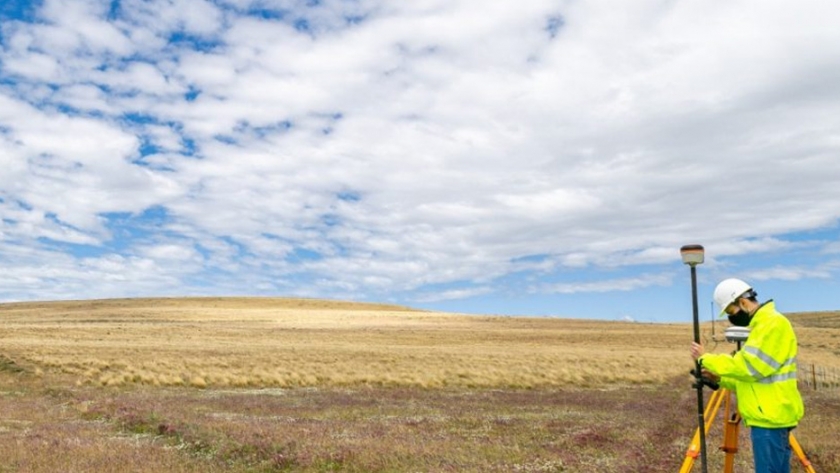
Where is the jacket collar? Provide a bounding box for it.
[748,300,776,327]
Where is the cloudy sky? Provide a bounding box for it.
[1,0,839,322]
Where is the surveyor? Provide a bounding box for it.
[690,278,804,473]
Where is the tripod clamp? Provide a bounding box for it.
[691,327,747,392]
[690,368,720,391]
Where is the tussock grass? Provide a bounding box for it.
[2,297,837,390]
[0,297,715,389]
[0,298,838,471]
[788,310,840,329]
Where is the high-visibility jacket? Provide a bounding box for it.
[699,301,804,429]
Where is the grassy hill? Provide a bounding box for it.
[0,296,419,313]
[2,297,838,389]
[789,310,840,328]
[0,296,693,388]
[1,297,838,472]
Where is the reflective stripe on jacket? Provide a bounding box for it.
[699,301,804,428]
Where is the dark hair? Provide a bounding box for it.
[743,289,758,302]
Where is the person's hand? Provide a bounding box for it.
[690,342,704,361]
[701,369,720,384]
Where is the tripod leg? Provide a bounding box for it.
[680,388,726,473]
[720,393,740,473]
[789,433,816,473]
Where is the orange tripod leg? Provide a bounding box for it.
[679,388,726,473]
[678,387,819,473]
[789,433,817,473]
[720,390,740,473]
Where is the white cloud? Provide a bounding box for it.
[823,242,840,255]
[541,272,674,295]
[412,286,494,303]
[747,266,832,282]
[2,0,840,316]
[115,0,224,38]
[705,238,802,259]
[2,51,61,80]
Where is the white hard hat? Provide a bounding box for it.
[713,278,753,317]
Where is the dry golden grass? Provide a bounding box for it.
[779,312,840,374]
[2,297,838,390]
[1,298,839,472]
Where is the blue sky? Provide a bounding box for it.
[1,0,839,323]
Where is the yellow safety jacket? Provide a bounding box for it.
[699,301,804,429]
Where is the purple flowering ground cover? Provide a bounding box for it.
[1,368,837,473]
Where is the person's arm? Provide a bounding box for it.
[700,318,792,383]
[717,374,736,391]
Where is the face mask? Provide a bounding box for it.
[728,310,751,327]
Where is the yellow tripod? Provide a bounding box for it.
[679,386,816,473]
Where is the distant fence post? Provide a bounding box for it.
[800,363,840,391]
[803,363,840,391]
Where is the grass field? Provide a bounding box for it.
[1,298,838,472]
